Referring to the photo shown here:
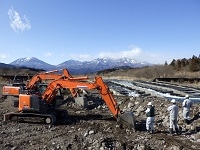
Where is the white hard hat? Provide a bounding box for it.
[185,95,189,98]
[171,99,176,103]
[147,102,152,105]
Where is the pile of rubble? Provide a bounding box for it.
[0,89,200,149]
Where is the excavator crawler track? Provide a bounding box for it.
[4,112,57,125]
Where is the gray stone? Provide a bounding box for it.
[75,97,88,108]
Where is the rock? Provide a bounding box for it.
[168,145,180,150]
[88,130,95,135]
[128,102,134,108]
[99,147,104,150]
[84,132,88,137]
[134,101,140,105]
[11,146,18,150]
[136,144,145,150]
[87,146,93,150]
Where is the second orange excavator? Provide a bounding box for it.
[4,76,135,128]
[2,68,88,97]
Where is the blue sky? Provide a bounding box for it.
[0,0,200,65]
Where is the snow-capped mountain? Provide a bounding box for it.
[10,57,152,74]
[10,57,55,70]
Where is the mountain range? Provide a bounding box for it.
[2,57,152,74]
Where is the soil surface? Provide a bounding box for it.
[0,83,200,150]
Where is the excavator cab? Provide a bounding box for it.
[18,94,41,112]
[37,83,48,95]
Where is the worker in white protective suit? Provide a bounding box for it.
[145,102,155,134]
[182,95,193,124]
[167,99,179,135]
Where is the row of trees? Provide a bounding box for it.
[98,55,200,79]
[169,55,200,72]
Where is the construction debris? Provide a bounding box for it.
[0,83,200,149]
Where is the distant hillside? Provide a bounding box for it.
[0,66,44,76]
[0,62,15,68]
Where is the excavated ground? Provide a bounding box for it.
[0,83,200,150]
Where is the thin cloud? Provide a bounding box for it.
[98,46,166,64]
[68,47,148,62]
[44,52,52,57]
[78,54,90,59]
[99,46,142,59]
[8,7,31,32]
[69,53,91,61]
[0,54,10,59]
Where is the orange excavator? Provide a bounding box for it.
[2,68,88,97]
[4,76,135,127]
[2,82,26,97]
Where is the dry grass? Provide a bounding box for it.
[98,65,200,82]
[174,71,200,78]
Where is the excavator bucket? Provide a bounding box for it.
[118,111,135,128]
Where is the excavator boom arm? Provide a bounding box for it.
[26,74,63,89]
[94,76,121,118]
[26,68,88,90]
[42,76,121,118]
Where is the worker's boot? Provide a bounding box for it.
[178,126,182,135]
[184,119,187,124]
[175,128,179,135]
[151,130,155,134]
[169,128,173,135]
[147,130,150,134]
[184,119,189,124]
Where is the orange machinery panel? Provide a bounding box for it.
[2,86,20,96]
[19,94,31,111]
